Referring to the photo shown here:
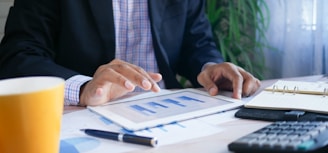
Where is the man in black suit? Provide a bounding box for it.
[0,0,260,106]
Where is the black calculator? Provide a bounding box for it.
[228,121,328,153]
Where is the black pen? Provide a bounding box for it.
[80,129,158,147]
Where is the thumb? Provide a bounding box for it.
[86,87,109,106]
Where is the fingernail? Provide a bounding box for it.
[244,92,250,97]
[124,81,134,90]
[154,84,161,92]
[142,80,151,89]
[237,89,242,99]
[95,88,103,96]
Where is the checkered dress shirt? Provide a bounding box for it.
[65,0,164,105]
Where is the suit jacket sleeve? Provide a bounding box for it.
[0,0,79,79]
[0,0,225,87]
[177,0,224,86]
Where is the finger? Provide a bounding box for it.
[111,62,161,92]
[223,65,243,99]
[250,79,261,94]
[231,76,243,99]
[237,67,261,97]
[96,64,137,91]
[235,67,251,97]
[147,72,162,92]
[197,73,219,96]
[96,66,136,91]
[81,79,132,106]
[242,77,261,96]
[86,87,107,106]
[79,82,109,106]
[128,65,161,92]
[148,72,162,82]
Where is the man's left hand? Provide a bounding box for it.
[197,62,261,99]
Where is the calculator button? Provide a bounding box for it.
[228,121,328,153]
[297,140,315,151]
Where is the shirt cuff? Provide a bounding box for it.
[64,75,92,105]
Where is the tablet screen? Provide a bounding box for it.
[88,89,242,131]
[107,91,231,123]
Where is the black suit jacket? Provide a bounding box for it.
[0,0,223,88]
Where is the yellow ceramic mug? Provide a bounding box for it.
[0,76,65,153]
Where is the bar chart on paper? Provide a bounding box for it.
[60,107,231,153]
[129,96,205,116]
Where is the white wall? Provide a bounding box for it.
[0,0,14,40]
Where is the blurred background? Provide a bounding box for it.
[1,0,327,81]
[206,0,328,80]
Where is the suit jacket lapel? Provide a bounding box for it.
[148,0,167,62]
[149,0,182,88]
[88,0,115,59]
[89,0,181,88]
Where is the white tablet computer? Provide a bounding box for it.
[87,89,243,131]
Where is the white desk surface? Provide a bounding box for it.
[63,75,328,153]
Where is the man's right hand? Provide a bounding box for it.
[79,59,162,106]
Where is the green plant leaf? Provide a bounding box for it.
[205,0,272,80]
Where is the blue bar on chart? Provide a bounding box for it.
[147,102,169,109]
[130,105,156,116]
[178,96,205,103]
[162,99,186,107]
